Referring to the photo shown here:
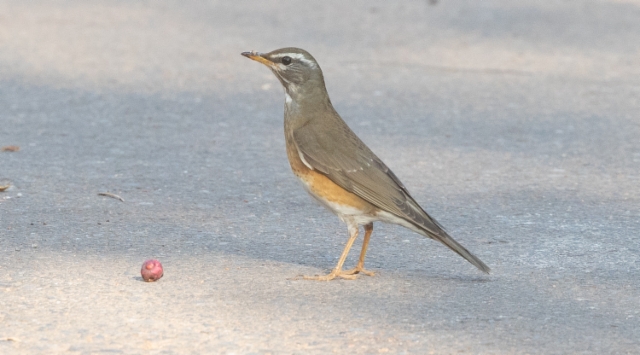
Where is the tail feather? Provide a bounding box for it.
[402,200,491,274]
[426,228,491,274]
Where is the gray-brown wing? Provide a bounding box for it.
[292,118,491,274]
[292,118,443,234]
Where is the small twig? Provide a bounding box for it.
[98,192,125,202]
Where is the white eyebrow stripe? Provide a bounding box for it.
[299,58,317,68]
[271,53,302,59]
[270,53,317,68]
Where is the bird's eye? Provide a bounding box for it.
[281,56,292,65]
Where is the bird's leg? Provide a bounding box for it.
[303,223,359,281]
[343,222,375,276]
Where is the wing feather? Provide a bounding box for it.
[292,116,490,273]
[292,117,434,231]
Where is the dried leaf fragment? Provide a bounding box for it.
[98,192,125,202]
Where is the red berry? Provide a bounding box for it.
[141,259,163,282]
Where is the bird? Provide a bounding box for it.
[241,47,490,280]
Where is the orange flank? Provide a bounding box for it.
[285,135,376,214]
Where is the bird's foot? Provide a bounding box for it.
[342,267,375,277]
[302,269,358,281]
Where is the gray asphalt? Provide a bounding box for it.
[1,1,639,354]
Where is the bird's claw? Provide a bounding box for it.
[301,269,362,281]
[342,267,375,277]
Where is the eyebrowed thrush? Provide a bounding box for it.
[242,47,490,281]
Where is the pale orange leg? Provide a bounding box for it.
[343,223,375,276]
[304,223,360,281]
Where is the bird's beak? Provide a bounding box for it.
[241,51,274,67]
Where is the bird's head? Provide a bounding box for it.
[242,47,327,99]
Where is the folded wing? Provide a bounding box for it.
[292,116,490,273]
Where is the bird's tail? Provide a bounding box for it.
[429,228,491,274]
[409,216,491,274]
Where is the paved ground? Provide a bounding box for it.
[1,1,639,353]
